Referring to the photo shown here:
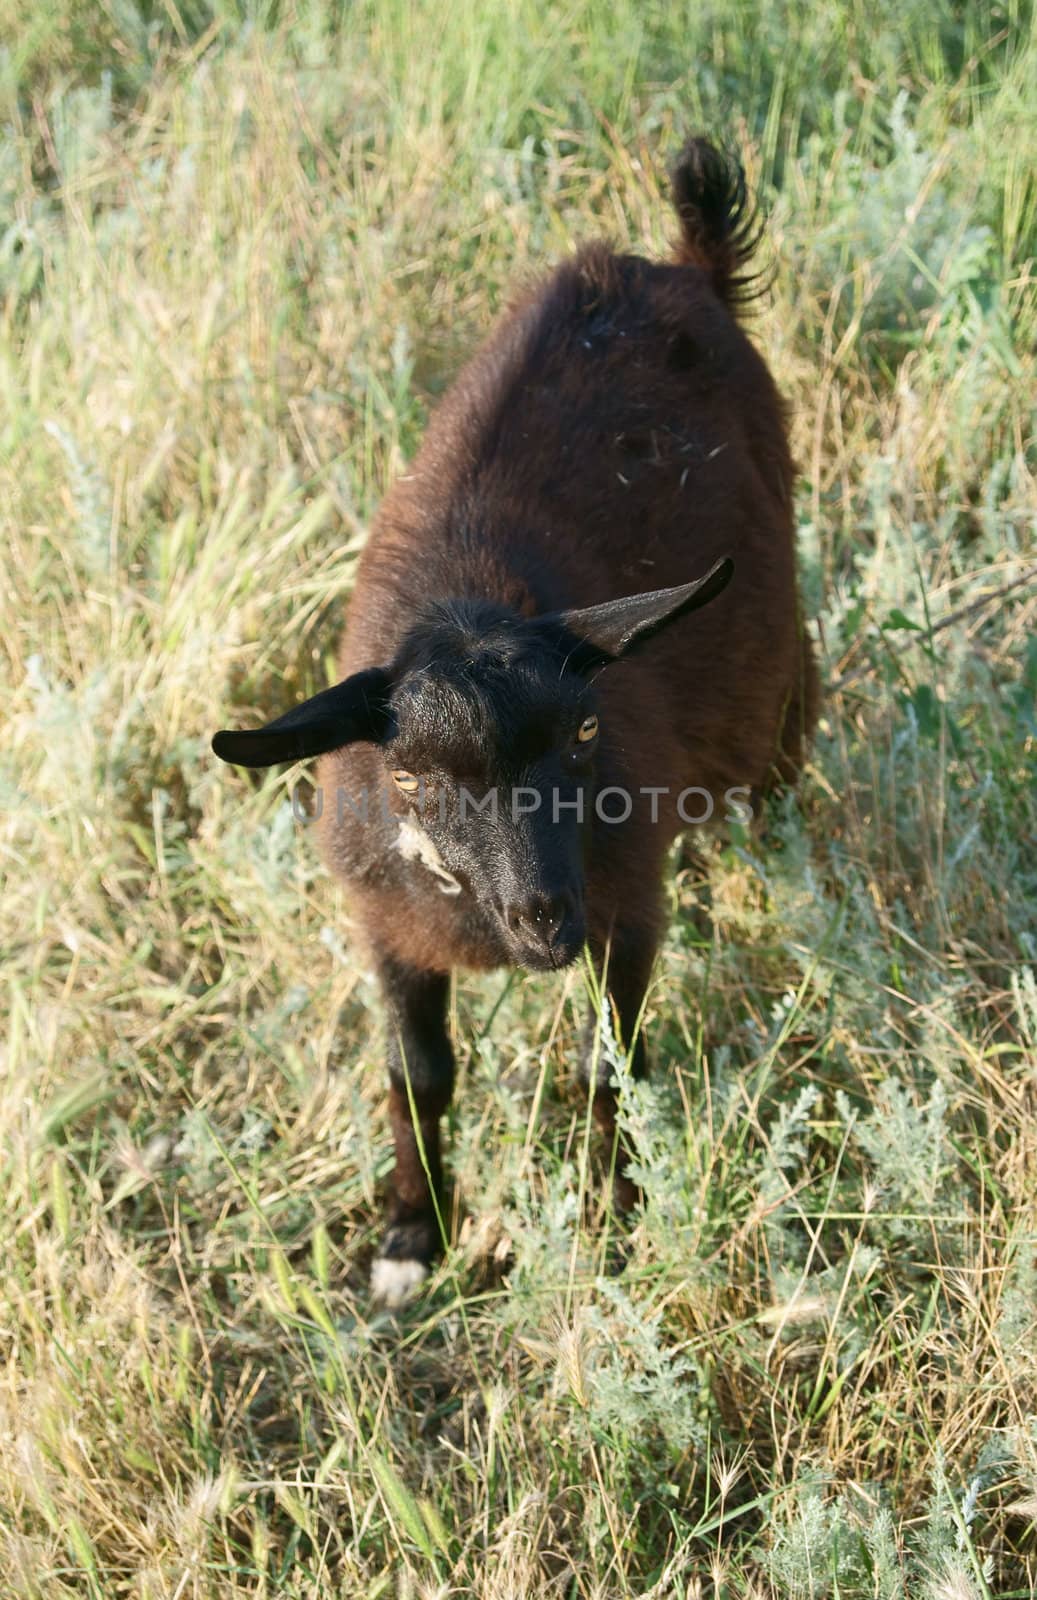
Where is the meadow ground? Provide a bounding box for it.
[2,3,1036,1595]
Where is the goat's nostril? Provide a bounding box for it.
[504,892,571,944]
[544,897,568,936]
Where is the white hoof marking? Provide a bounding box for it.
[371,1256,428,1307]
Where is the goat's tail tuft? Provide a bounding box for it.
[669,137,765,310]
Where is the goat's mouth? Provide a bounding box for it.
[507,909,586,973]
[514,932,584,973]
[491,886,585,972]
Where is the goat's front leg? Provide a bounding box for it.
[582,933,656,1215]
[370,955,454,1306]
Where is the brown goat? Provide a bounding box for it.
[213,138,818,1304]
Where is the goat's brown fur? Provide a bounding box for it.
[224,138,818,1293]
[320,160,817,977]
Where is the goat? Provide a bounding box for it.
[213,137,819,1305]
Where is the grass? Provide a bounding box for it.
[1,1,1036,1594]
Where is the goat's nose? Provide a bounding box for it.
[504,891,571,946]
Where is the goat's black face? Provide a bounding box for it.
[211,558,733,972]
[384,602,596,970]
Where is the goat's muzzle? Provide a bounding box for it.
[498,888,585,971]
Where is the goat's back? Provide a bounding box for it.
[338,241,815,808]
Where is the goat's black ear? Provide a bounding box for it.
[553,556,733,669]
[212,666,393,768]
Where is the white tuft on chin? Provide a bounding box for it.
[370,1255,429,1307]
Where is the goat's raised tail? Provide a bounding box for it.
[669,137,764,310]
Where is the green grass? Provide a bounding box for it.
[2,2,1036,1594]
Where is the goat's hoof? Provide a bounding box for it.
[370,1215,439,1307]
[370,1254,429,1307]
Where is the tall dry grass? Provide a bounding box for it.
[1,3,1035,1594]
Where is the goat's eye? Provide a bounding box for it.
[391,770,421,794]
[576,714,599,744]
